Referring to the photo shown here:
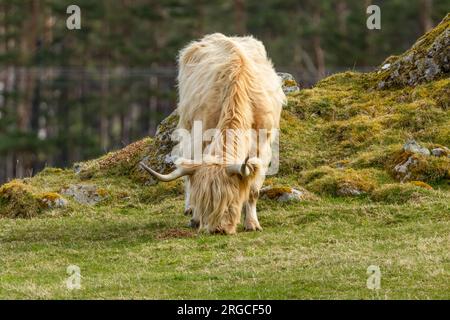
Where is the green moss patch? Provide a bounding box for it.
[0,180,66,218]
[370,183,436,204]
[0,180,43,218]
[299,167,378,197]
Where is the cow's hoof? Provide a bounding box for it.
[188,218,200,229]
[244,221,262,232]
[184,208,192,216]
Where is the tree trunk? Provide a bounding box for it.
[312,9,325,80]
[234,0,247,35]
[100,69,110,151]
[336,0,349,34]
[419,0,433,33]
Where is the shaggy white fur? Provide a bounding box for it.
[146,33,285,234]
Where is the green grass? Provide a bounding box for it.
[0,172,449,299]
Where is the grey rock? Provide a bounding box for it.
[377,14,449,89]
[424,58,440,81]
[403,139,430,156]
[393,156,417,182]
[431,147,448,157]
[41,196,68,209]
[73,163,82,174]
[337,184,363,196]
[61,184,106,205]
[260,186,312,202]
[277,72,300,94]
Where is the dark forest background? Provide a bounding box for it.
[0,0,448,183]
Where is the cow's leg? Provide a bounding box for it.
[244,175,264,231]
[244,135,272,231]
[183,176,192,216]
[244,187,262,231]
[184,177,200,229]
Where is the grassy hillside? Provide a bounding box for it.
[0,16,449,299]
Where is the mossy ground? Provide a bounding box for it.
[284,72,450,192]
[0,172,448,299]
[1,26,450,298]
[1,70,449,298]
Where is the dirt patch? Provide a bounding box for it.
[156,228,196,240]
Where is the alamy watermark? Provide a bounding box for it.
[66,264,81,290]
[366,5,381,30]
[169,121,280,175]
[366,265,381,290]
[66,5,81,30]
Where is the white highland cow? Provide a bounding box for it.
[141,33,285,234]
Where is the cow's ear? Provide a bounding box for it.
[242,157,262,178]
[226,157,260,178]
[240,156,251,177]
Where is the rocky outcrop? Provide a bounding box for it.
[377,14,449,89]
[138,111,179,183]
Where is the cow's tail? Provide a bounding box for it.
[216,39,255,131]
[213,39,257,164]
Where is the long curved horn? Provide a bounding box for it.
[139,162,193,182]
[226,156,251,178]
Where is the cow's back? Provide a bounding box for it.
[176,33,284,133]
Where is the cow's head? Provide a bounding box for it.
[140,156,260,234]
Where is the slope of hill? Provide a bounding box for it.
[0,15,449,299]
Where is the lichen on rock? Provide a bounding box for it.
[40,192,68,209]
[278,72,300,94]
[260,186,315,202]
[61,184,107,205]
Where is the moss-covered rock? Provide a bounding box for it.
[0,180,67,218]
[61,184,107,205]
[278,72,300,94]
[260,185,315,202]
[300,167,377,197]
[135,111,179,183]
[0,180,43,218]
[75,137,153,180]
[376,14,449,89]
[387,149,450,182]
